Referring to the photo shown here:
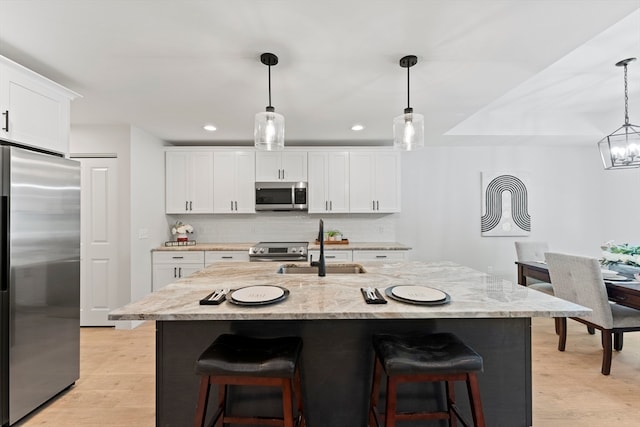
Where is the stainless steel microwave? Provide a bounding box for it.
[255,182,308,211]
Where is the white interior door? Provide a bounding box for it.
[76,157,119,326]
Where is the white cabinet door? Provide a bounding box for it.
[349,152,376,213]
[374,151,401,213]
[349,151,400,213]
[281,152,307,182]
[213,151,255,213]
[165,151,214,214]
[326,152,349,213]
[152,264,202,291]
[189,153,215,213]
[308,152,349,213]
[213,152,236,213]
[234,151,256,213]
[255,151,307,182]
[152,251,204,291]
[255,152,281,181]
[0,59,76,155]
[352,250,406,262]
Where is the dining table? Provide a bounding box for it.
[516,261,640,310]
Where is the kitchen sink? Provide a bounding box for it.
[277,264,367,274]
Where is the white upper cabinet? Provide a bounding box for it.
[255,151,307,182]
[349,151,401,213]
[213,151,255,214]
[308,151,349,213]
[0,56,80,155]
[165,151,214,214]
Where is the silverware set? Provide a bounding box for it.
[208,288,230,301]
[365,287,381,300]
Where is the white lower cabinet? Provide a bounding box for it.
[352,250,405,262]
[308,250,352,263]
[152,251,205,291]
[205,251,250,265]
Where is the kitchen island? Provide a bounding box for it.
[109,261,588,427]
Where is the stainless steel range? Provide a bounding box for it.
[249,242,309,262]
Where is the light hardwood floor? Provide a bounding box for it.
[15,317,640,426]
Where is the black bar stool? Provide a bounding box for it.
[369,332,485,427]
[194,334,306,427]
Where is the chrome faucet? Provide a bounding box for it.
[310,219,326,276]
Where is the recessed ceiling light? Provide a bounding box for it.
[351,124,365,131]
[203,124,217,132]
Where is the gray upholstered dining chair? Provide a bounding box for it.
[545,252,640,375]
[514,241,553,295]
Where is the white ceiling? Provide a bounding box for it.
[1,0,639,147]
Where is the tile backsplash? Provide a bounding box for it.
[166,213,397,243]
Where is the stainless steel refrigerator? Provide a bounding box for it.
[0,145,80,426]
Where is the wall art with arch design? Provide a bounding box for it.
[481,172,531,237]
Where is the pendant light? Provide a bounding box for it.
[597,58,640,169]
[255,52,285,150]
[393,55,424,150]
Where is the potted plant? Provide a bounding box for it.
[600,241,640,279]
[171,221,194,242]
[326,230,343,241]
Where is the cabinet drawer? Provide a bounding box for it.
[205,251,250,264]
[308,250,352,263]
[153,251,205,264]
[352,250,405,262]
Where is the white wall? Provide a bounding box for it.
[130,126,168,303]
[396,144,640,282]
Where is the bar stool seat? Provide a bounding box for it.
[369,332,485,427]
[194,334,306,427]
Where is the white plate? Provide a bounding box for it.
[231,286,285,303]
[604,276,631,282]
[391,285,447,302]
[601,269,617,275]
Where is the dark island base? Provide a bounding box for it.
[156,318,532,427]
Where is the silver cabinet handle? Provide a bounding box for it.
[330,201,332,211]
[325,201,328,211]
[172,256,184,259]
[282,169,285,180]
[189,201,193,211]
[376,255,387,259]
[178,267,182,277]
[185,201,189,211]
[174,267,177,277]
[372,200,375,210]
[235,201,238,211]
[278,169,281,179]
[376,200,379,210]
[222,256,233,259]
[1,110,8,132]
[230,200,233,211]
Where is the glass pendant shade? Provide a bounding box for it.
[393,110,424,150]
[598,124,640,169]
[254,109,285,151]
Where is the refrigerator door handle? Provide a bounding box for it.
[1,195,7,291]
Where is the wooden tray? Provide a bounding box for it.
[315,239,349,245]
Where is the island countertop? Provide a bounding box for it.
[109,261,588,321]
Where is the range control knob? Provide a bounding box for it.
[258,248,265,254]
[299,247,306,254]
[291,248,297,253]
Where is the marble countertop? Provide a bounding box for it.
[153,242,411,251]
[109,261,589,321]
